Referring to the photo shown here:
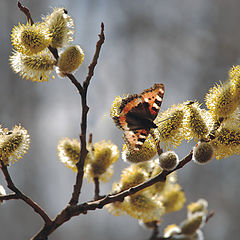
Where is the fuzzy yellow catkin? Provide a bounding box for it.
[124,193,164,222]
[156,104,186,149]
[44,8,74,48]
[10,51,56,82]
[0,125,30,165]
[211,126,240,159]
[11,22,51,55]
[120,164,148,191]
[205,82,238,119]
[122,138,157,163]
[184,102,211,140]
[85,140,119,182]
[57,45,84,77]
[57,137,81,172]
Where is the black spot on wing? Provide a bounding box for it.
[119,94,139,113]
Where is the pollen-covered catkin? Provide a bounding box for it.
[205,82,238,119]
[156,104,186,149]
[11,22,51,55]
[57,45,84,77]
[184,102,212,141]
[122,138,157,163]
[44,8,74,48]
[10,50,56,82]
[0,125,30,165]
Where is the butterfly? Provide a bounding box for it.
[113,83,165,151]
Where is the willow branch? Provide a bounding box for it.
[0,193,19,200]
[149,222,160,240]
[68,22,105,206]
[93,177,100,200]
[71,151,193,215]
[18,1,34,24]
[0,162,52,224]
[206,210,215,223]
[31,151,193,240]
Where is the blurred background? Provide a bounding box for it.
[1,0,240,239]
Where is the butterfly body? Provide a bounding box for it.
[114,83,165,151]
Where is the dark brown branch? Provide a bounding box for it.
[31,151,193,240]
[0,193,19,200]
[66,73,84,95]
[68,23,105,206]
[48,46,59,60]
[0,162,52,224]
[93,177,100,200]
[18,1,34,24]
[76,151,191,211]
[149,222,160,240]
[83,22,105,89]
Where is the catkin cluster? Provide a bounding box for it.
[106,160,186,224]
[111,65,240,162]
[163,198,209,239]
[0,125,30,166]
[10,8,84,82]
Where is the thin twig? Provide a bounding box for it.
[93,177,100,200]
[0,162,52,224]
[205,210,215,223]
[0,193,19,200]
[66,73,84,95]
[149,221,160,240]
[68,22,105,206]
[83,22,105,89]
[18,1,34,24]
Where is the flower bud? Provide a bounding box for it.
[158,151,179,171]
[57,137,81,172]
[187,199,208,219]
[193,142,215,165]
[180,215,203,236]
[57,45,84,76]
